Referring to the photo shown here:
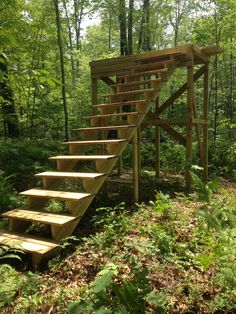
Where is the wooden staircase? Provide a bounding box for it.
[0,45,218,268]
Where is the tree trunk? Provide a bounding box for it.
[138,0,151,51]
[128,0,134,54]
[0,55,20,138]
[53,0,69,141]
[119,0,128,56]
[63,0,76,85]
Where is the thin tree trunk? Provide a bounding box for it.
[63,0,76,85]
[138,0,151,52]
[119,0,128,56]
[128,0,134,54]
[0,55,20,138]
[53,0,69,141]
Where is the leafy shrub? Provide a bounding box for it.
[0,139,64,191]
[0,170,20,212]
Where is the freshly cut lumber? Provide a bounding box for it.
[20,189,93,201]
[102,88,155,98]
[49,155,118,161]
[83,112,144,120]
[73,124,135,131]
[0,231,59,254]
[64,139,127,145]
[110,78,162,88]
[2,209,77,226]
[94,99,146,109]
[35,171,106,179]
[120,68,168,79]
[132,60,176,72]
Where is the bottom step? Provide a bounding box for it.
[0,231,60,255]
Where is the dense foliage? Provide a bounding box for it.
[0,0,235,313]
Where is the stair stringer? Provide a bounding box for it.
[0,59,179,267]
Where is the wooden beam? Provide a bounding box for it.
[203,64,209,181]
[201,45,223,56]
[143,118,188,126]
[155,97,160,178]
[186,62,194,190]
[160,124,186,146]
[155,66,206,116]
[91,78,97,114]
[193,46,210,63]
[100,76,116,86]
[133,128,140,203]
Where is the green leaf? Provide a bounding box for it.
[196,252,215,271]
[93,271,114,294]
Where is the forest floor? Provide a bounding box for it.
[1,176,236,313]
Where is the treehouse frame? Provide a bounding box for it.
[90,44,222,201]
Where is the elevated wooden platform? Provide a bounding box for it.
[0,44,222,268]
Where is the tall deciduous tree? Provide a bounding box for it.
[138,0,151,51]
[53,0,69,141]
[119,0,128,55]
[0,55,20,138]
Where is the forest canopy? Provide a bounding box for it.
[0,0,235,143]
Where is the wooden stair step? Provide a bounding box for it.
[110,78,162,88]
[94,100,146,110]
[20,189,93,201]
[102,88,155,98]
[0,231,59,255]
[35,171,106,179]
[2,208,78,226]
[64,139,127,146]
[121,68,168,79]
[73,124,136,132]
[83,112,144,120]
[132,60,176,72]
[50,155,118,161]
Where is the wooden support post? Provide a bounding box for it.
[155,97,160,178]
[186,63,194,190]
[117,157,123,176]
[133,127,141,203]
[91,78,98,114]
[203,64,209,182]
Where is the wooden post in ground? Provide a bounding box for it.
[186,61,194,190]
[155,97,160,178]
[133,127,141,202]
[203,64,209,182]
[91,78,98,114]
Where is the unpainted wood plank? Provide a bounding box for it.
[102,88,155,98]
[0,231,59,255]
[49,155,118,161]
[2,209,78,226]
[20,189,93,201]
[35,171,106,179]
[73,124,136,132]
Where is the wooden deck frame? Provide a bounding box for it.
[90,44,221,199]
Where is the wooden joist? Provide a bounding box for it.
[2,209,78,226]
